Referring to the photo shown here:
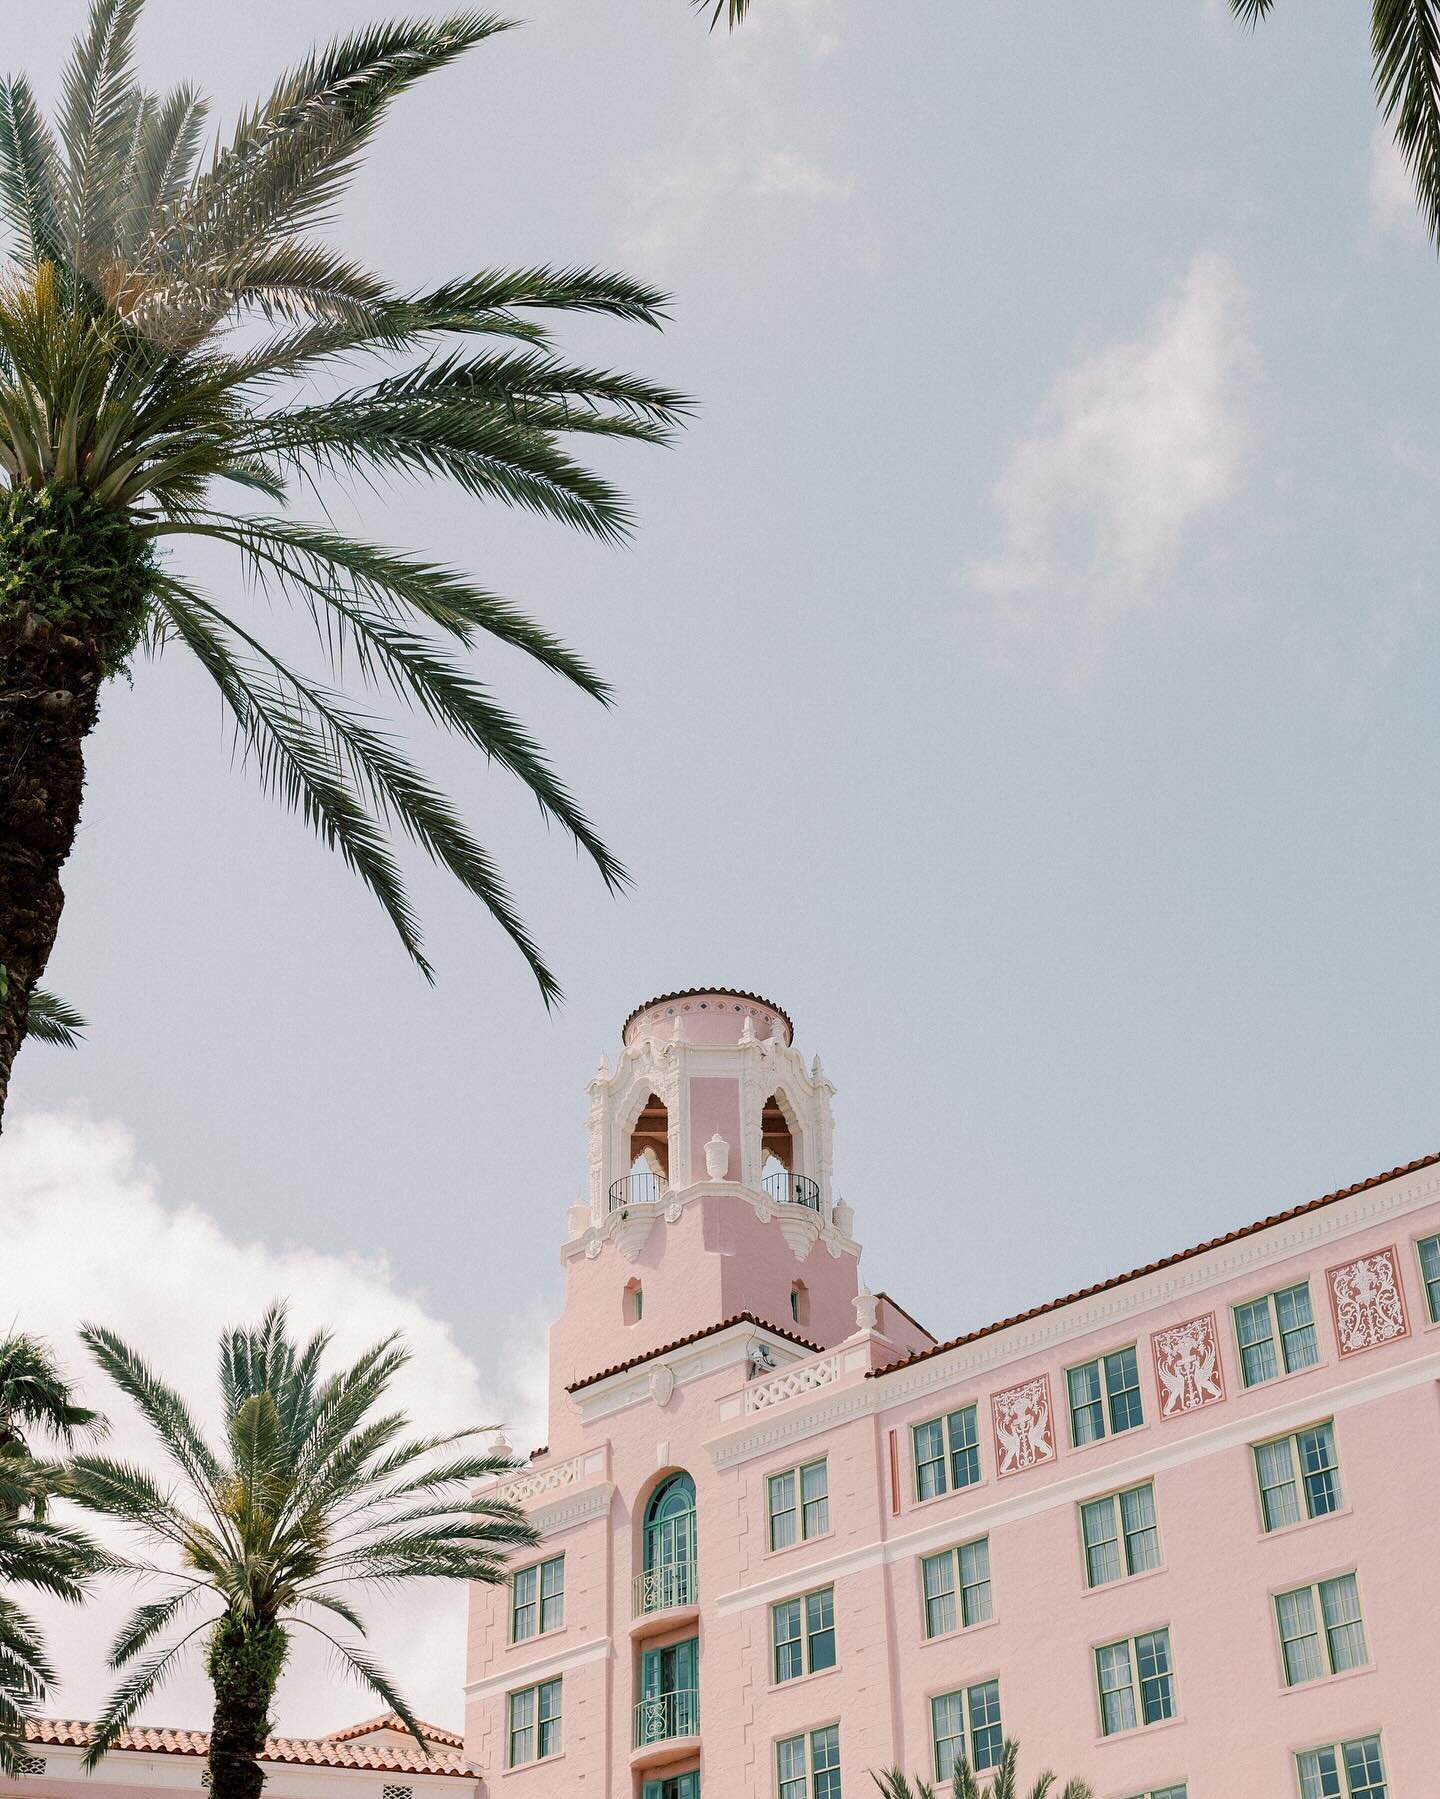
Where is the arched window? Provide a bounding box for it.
[612,1093,669,1211]
[642,1472,696,1610]
[624,1278,644,1325]
[760,1092,819,1210]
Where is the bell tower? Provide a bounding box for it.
[544,989,861,1437]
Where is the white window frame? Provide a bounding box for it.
[1252,1421,1341,1532]
[507,1677,562,1766]
[771,1584,837,1683]
[1094,1627,1176,1735]
[1273,1571,1368,1686]
[510,1553,564,1642]
[775,1723,841,1799]
[910,1403,981,1501]
[929,1678,1003,1780]
[767,1457,830,1550]
[1079,1481,1160,1588]
[1295,1733,1387,1798]
[919,1535,992,1637]
[1065,1344,1144,1445]
[1233,1281,1320,1387]
[1416,1231,1440,1325]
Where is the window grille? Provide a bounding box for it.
[14,1757,47,1777]
[382,1785,415,1799]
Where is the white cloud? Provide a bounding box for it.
[965,250,1252,645]
[1367,121,1425,244]
[0,1110,547,1739]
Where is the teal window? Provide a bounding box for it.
[1253,1423,1341,1531]
[637,1637,698,1744]
[1067,1346,1143,1445]
[920,1536,992,1637]
[1080,1483,1160,1587]
[1418,1234,1440,1323]
[1234,1283,1319,1387]
[1296,1736,1386,1799]
[507,1678,561,1765]
[645,1471,696,1589]
[911,1404,981,1500]
[777,1725,841,1799]
[930,1679,1002,1779]
[768,1459,829,1549]
[772,1586,836,1682]
[1095,1628,1175,1734]
[1275,1573,1367,1685]
[642,1777,700,1799]
[510,1554,564,1641]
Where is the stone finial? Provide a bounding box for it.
[670,1009,687,1044]
[704,1133,731,1180]
[566,1200,591,1240]
[739,1014,756,1045]
[490,1430,514,1461]
[832,1197,855,1238]
[811,1053,826,1081]
[595,1053,610,1081]
[854,1287,880,1332]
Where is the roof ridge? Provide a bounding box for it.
[566,1311,822,1393]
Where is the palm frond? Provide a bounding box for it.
[23,988,87,1049]
[693,0,754,27]
[290,1618,426,1752]
[81,1619,214,1768]
[1372,0,1440,248]
[0,1334,102,1446]
[116,82,207,256]
[58,0,147,270]
[1229,0,1276,19]
[0,78,65,271]
[77,1323,225,1495]
[108,1588,200,1667]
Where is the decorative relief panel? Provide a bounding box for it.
[1327,1246,1409,1357]
[991,1373,1055,1477]
[1150,1311,1226,1418]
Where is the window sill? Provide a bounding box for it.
[1081,1562,1168,1598]
[764,1528,835,1562]
[921,1612,1000,1646]
[770,1663,840,1695]
[1256,1504,1353,1544]
[507,1625,569,1653]
[1093,1711,1186,1749]
[1237,1358,1327,1398]
[499,1751,565,1779]
[908,1481,988,1514]
[1065,1420,1151,1458]
[1278,1662,1375,1698]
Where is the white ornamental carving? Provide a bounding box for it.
[744,1352,840,1413]
[1151,1312,1226,1418]
[649,1364,676,1407]
[494,1450,596,1507]
[991,1374,1055,1478]
[1328,1246,1408,1357]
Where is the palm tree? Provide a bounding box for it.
[65,1303,537,1799]
[872,1741,1094,1799]
[0,1335,101,1773]
[23,989,85,1049]
[0,2,690,1124]
[693,0,753,25]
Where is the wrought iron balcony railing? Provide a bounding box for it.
[633,1688,699,1749]
[763,1170,821,1211]
[609,1171,663,1211]
[633,1559,697,1617]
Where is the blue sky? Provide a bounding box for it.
[6,0,1440,1730]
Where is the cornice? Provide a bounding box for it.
[530,1482,614,1538]
[463,1635,612,1700]
[572,1321,811,1424]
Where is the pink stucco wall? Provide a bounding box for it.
[468,1000,1440,1798]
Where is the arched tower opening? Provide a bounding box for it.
[761,1090,817,1209]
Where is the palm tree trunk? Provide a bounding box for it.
[206,1614,287,1799]
[0,607,103,1127]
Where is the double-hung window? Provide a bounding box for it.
[1121,1789,1188,1799]
[1080,1483,1160,1587]
[930,1679,1003,1778]
[1296,1735,1387,1798]
[1254,1423,1341,1531]
[920,1536,992,1636]
[1067,1346,1143,1444]
[768,1459,829,1549]
[507,1678,561,1766]
[777,1724,841,1799]
[1234,1283,1320,1387]
[1418,1233,1440,1323]
[772,1586,836,1682]
[1275,1573,1367,1685]
[911,1404,981,1500]
[511,1555,564,1641]
[1095,1628,1175,1734]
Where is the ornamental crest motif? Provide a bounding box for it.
[991,1374,1055,1477]
[1150,1312,1226,1418]
[1327,1247,1408,1357]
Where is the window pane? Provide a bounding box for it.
[922,1550,956,1638]
[773,1599,802,1682]
[1276,1282,1319,1372]
[801,1460,830,1538]
[931,1692,966,1782]
[1319,1573,1367,1672]
[1068,1361,1105,1444]
[914,1419,947,1500]
[509,1688,535,1766]
[1152,1789,1188,1799]
[947,1405,981,1488]
[778,1734,808,1799]
[539,1556,564,1632]
[1255,1438,1302,1531]
[1276,1587,1324,1685]
[1082,1496,1123,1587]
[958,1537,992,1625]
[1134,1629,1174,1723]
[967,1679,1002,1771]
[537,1680,561,1758]
[770,1470,797,1549]
[1105,1346,1144,1433]
[1343,1735,1387,1799]
[1119,1483,1160,1574]
[1235,1297,1278,1386]
[1297,1748,1342,1799]
[1297,1423,1341,1518]
[512,1565,538,1640]
[806,1586,836,1672]
[812,1724,842,1799]
[1096,1641,1137,1735]
[1420,1234,1440,1323]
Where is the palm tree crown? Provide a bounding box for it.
[0,1,689,1120]
[65,1304,535,1799]
[872,1741,1094,1799]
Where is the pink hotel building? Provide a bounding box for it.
[463,988,1440,1799]
[18,985,1440,1799]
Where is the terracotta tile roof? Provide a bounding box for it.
[567,1311,822,1392]
[322,1712,464,1749]
[870,1151,1440,1380]
[621,986,794,1043]
[25,1717,469,1777]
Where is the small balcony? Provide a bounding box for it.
[632,1559,697,1621]
[763,1170,820,1211]
[609,1171,664,1212]
[632,1689,699,1756]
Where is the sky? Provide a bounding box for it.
[4,0,1440,1738]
